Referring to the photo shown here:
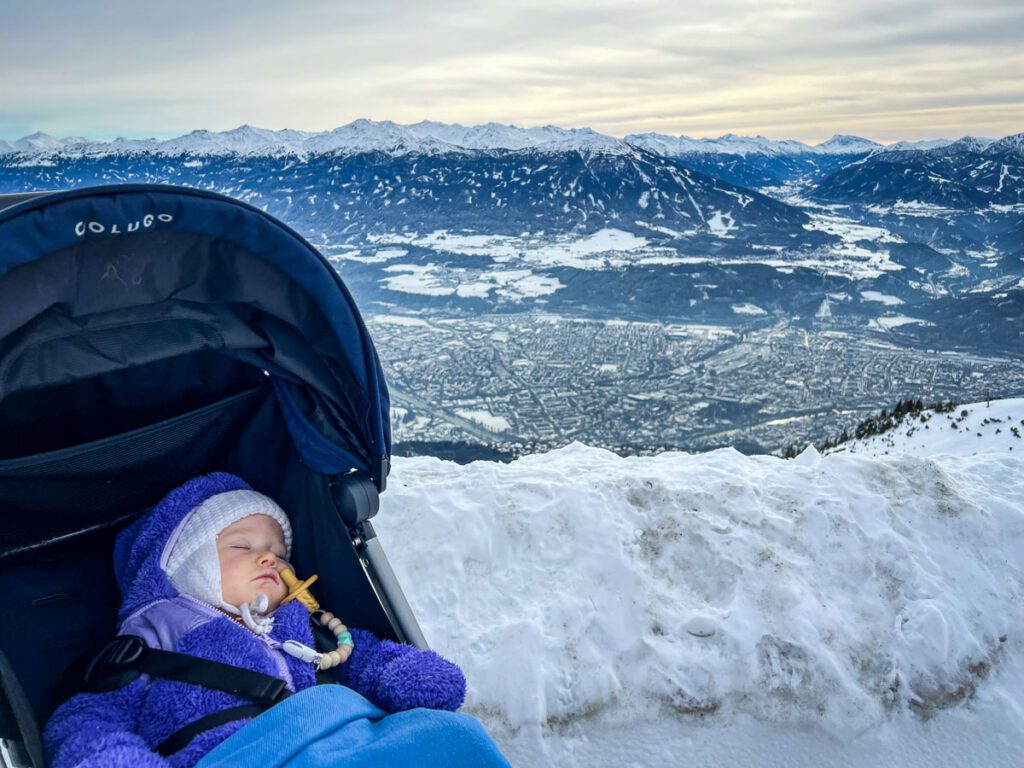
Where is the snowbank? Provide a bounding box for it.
[376,442,1024,766]
[828,398,1024,458]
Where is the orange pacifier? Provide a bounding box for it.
[278,564,320,612]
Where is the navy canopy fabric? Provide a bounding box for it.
[0,184,390,487]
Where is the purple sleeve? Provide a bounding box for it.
[43,678,169,768]
[336,628,466,713]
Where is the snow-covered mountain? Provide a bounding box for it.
[813,134,883,154]
[625,132,814,158]
[0,134,816,251]
[877,138,957,153]
[377,418,1024,766]
[623,132,888,188]
[0,120,632,158]
[156,125,313,156]
[0,122,946,163]
[811,133,1024,208]
[4,122,1013,197]
[623,131,885,158]
[5,131,66,153]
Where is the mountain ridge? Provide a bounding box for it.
[2,120,1010,160]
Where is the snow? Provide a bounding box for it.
[4,126,1018,162]
[377,424,1024,767]
[878,139,955,153]
[332,248,409,265]
[731,303,767,316]
[453,409,512,432]
[9,131,64,152]
[404,121,627,154]
[866,200,959,217]
[368,212,915,279]
[989,132,1024,157]
[867,315,930,330]
[814,135,884,154]
[860,291,904,306]
[379,264,454,296]
[0,120,631,158]
[379,263,564,300]
[378,228,654,271]
[706,210,737,237]
[530,229,649,267]
[300,119,454,156]
[622,133,972,160]
[625,132,814,158]
[370,222,910,280]
[800,211,905,280]
[942,137,995,155]
[370,314,430,327]
[158,125,312,156]
[827,398,1024,459]
[373,248,409,260]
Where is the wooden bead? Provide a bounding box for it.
[327,618,343,632]
[319,612,334,625]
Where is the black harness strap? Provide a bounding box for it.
[81,635,294,756]
[155,704,270,757]
[83,635,291,704]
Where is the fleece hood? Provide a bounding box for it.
[113,472,253,623]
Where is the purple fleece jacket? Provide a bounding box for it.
[43,473,466,768]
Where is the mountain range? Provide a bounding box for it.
[0,122,911,157]
[1,120,1021,351]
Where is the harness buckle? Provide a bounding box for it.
[81,635,146,692]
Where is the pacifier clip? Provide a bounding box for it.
[278,565,355,670]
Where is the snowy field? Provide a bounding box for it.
[376,403,1024,767]
[338,211,917,296]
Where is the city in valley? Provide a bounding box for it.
[369,312,1024,457]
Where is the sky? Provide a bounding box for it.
[2,0,1022,144]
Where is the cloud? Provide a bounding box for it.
[2,0,1021,142]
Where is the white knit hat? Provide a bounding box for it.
[161,490,293,610]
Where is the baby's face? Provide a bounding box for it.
[217,514,288,611]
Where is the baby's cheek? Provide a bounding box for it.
[264,582,289,610]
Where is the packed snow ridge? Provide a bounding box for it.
[377,400,1024,767]
[3,122,1017,160]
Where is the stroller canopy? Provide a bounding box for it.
[0,183,391,558]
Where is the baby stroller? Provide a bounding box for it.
[0,184,425,767]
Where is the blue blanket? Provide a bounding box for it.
[195,685,511,768]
